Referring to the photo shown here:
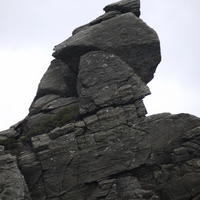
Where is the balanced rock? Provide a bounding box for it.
[104,0,141,17]
[53,12,161,83]
[77,51,150,114]
[0,150,31,200]
[0,0,200,200]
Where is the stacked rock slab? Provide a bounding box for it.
[1,0,200,199]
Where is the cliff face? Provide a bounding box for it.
[1,1,200,200]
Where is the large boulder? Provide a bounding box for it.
[53,12,161,83]
[77,50,150,114]
[0,149,31,200]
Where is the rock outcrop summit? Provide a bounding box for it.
[1,0,200,199]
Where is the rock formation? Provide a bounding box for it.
[1,0,200,199]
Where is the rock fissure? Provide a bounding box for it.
[33,150,49,199]
[80,100,147,123]
[182,177,193,199]
[61,155,79,192]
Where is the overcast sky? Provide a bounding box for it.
[0,0,200,131]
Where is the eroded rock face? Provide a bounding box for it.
[0,148,31,200]
[104,0,141,17]
[146,113,200,200]
[77,51,150,114]
[1,0,200,200]
[30,59,77,105]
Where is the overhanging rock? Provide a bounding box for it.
[53,12,161,84]
[1,1,200,200]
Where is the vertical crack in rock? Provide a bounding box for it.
[31,135,56,199]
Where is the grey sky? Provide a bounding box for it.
[0,0,200,131]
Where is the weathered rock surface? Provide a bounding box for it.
[0,0,200,200]
[104,0,141,17]
[31,59,77,104]
[53,12,161,84]
[146,113,200,199]
[0,148,31,200]
[77,51,150,114]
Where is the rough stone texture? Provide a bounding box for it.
[0,151,31,200]
[30,59,77,108]
[104,0,141,17]
[146,113,200,200]
[13,112,200,200]
[72,10,122,35]
[17,106,149,200]
[0,0,199,200]
[22,97,80,138]
[77,51,150,114]
[53,12,161,84]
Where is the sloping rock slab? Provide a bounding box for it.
[33,59,77,103]
[29,94,60,115]
[104,0,140,17]
[21,97,80,139]
[53,13,161,83]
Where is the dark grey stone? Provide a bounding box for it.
[33,59,77,103]
[29,94,60,115]
[0,153,31,200]
[1,1,200,199]
[89,10,122,26]
[21,97,79,138]
[104,0,140,17]
[53,12,161,83]
[77,51,150,114]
